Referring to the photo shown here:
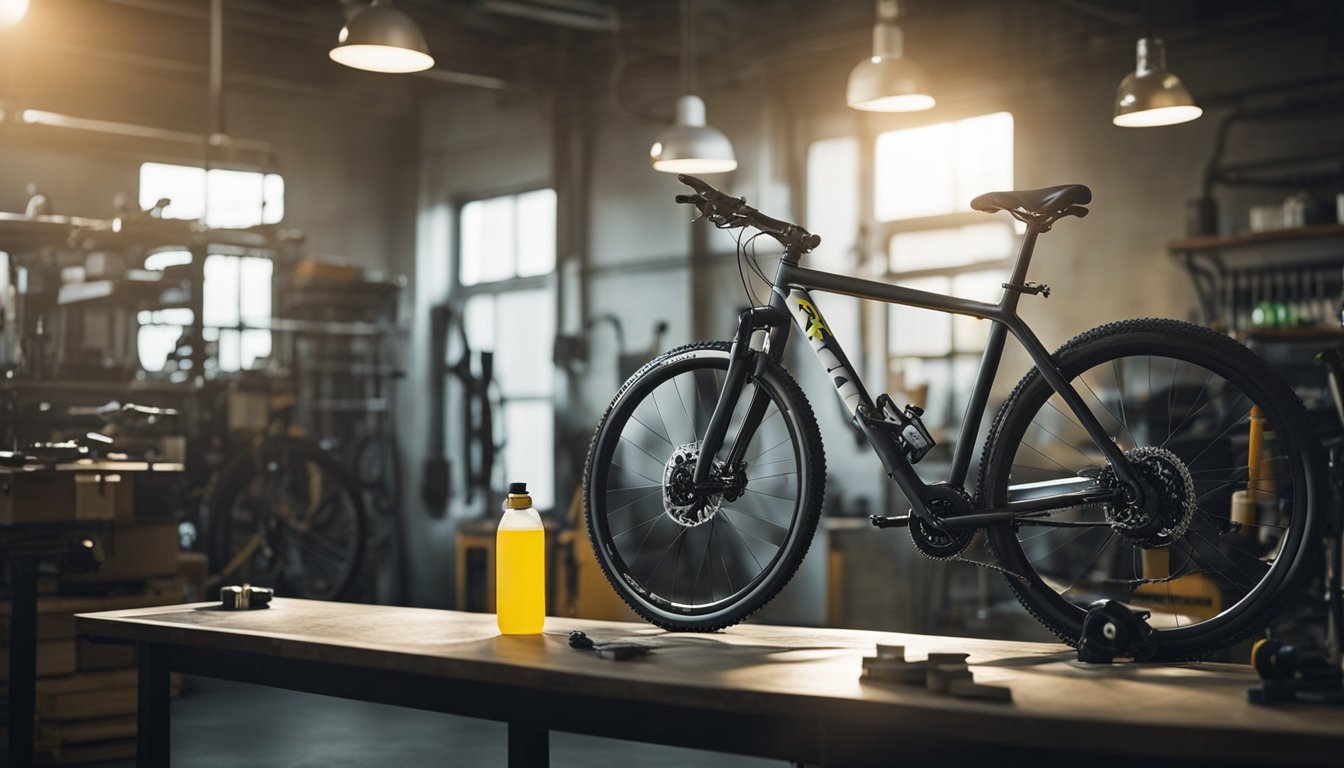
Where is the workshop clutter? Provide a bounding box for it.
[1,476,188,765]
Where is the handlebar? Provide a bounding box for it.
[674,174,821,252]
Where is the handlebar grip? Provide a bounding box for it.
[674,194,703,205]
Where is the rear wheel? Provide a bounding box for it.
[208,436,366,600]
[584,342,825,631]
[978,319,1323,659]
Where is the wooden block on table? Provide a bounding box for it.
[925,664,973,693]
[861,656,930,685]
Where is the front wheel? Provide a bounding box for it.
[583,341,825,631]
[978,319,1323,659]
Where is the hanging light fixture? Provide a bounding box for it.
[650,0,736,174]
[846,0,934,112]
[330,0,435,74]
[1112,3,1201,127]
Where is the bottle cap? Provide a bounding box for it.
[505,482,532,510]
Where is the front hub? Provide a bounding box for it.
[662,443,744,527]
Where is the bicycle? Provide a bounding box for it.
[583,174,1326,660]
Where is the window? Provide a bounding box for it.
[804,137,862,367]
[136,163,282,373]
[877,112,1014,431]
[138,162,284,228]
[458,188,557,509]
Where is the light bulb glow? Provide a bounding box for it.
[329,44,434,73]
[0,0,29,29]
[1113,104,1203,127]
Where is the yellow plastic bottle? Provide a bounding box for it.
[496,482,545,634]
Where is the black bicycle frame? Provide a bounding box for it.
[692,224,1136,529]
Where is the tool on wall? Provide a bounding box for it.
[423,303,497,516]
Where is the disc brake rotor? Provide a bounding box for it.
[662,443,722,527]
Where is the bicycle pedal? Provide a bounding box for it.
[870,514,911,529]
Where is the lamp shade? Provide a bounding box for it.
[1113,38,1201,127]
[650,95,737,174]
[330,0,434,74]
[846,12,934,112]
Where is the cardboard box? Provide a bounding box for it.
[64,523,178,585]
[0,470,122,525]
[0,640,77,681]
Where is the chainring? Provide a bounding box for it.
[909,486,976,560]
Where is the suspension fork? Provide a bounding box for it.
[692,306,792,487]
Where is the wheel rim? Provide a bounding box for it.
[591,356,807,619]
[988,347,1311,641]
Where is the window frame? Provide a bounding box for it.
[451,183,558,509]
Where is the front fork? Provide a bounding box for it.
[692,306,791,489]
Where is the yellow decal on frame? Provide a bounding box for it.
[796,298,830,342]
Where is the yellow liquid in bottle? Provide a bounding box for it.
[496,527,545,634]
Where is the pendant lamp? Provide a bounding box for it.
[330,0,434,74]
[846,0,934,112]
[650,0,736,174]
[1113,3,1200,127]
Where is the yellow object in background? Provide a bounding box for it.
[497,483,546,635]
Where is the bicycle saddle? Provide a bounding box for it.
[970,184,1091,216]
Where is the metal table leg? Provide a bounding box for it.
[508,723,548,768]
[137,642,171,767]
[6,558,37,768]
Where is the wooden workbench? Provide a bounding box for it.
[77,599,1344,767]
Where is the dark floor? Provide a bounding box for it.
[93,676,782,767]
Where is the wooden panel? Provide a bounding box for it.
[77,599,1344,765]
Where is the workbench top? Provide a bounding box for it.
[78,598,1344,765]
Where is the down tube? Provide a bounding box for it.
[780,289,874,417]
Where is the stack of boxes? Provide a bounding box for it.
[1,467,189,764]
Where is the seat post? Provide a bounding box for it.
[1000,223,1042,310]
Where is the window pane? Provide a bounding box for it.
[462,294,496,352]
[140,162,205,221]
[238,257,272,324]
[493,289,553,398]
[203,255,240,327]
[240,329,271,370]
[460,196,516,286]
[217,329,240,372]
[206,169,268,229]
[806,137,860,273]
[503,400,554,510]
[889,223,1015,272]
[139,163,283,228]
[143,250,192,270]
[262,173,285,225]
[516,189,556,277]
[875,123,956,221]
[888,277,951,356]
[874,112,1013,221]
[955,113,1013,208]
